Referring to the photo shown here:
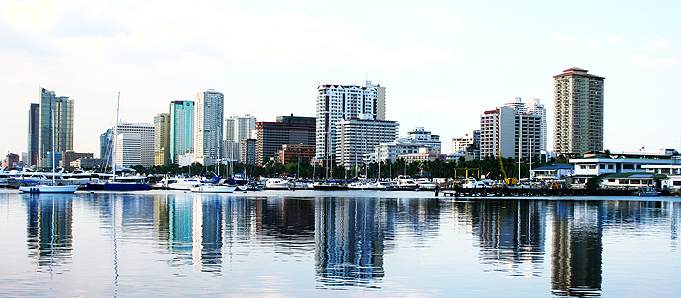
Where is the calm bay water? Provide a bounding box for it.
[1,189,680,297]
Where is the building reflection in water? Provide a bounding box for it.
[463,200,546,276]
[25,194,73,273]
[551,200,603,297]
[314,197,397,288]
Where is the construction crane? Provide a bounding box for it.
[497,145,516,186]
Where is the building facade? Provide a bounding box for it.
[480,106,541,159]
[195,89,224,162]
[336,117,399,167]
[28,103,40,167]
[38,88,74,168]
[276,144,316,164]
[452,130,481,160]
[100,128,113,161]
[115,122,155,167]
[553,67,605,155]
[404,127,441,153]
[239,139,257,165]
[170,100,194,164]
[154,113,171,166]
[255,115,316,165]
[315,80,384,163]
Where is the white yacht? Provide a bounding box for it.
[395,175,419,191]
[264,178,292,190]
[415,178,437,190]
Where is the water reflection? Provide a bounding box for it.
[25,194,73,274]
[13,192,681,296]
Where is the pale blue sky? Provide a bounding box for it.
[1,0,680,157]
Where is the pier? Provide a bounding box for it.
[439,187,634,197]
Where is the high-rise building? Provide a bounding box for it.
[240,139,257,165]
[38,88,74,168]
[170,100,194,164]
[480,106,541,159]
[315,80,384,163]
[255,114,316,165]
[28,103,39,167]
[154,113,171,166]
[224,116,236,141]
[195,89,224,163]
[100,128,113,161]
[115,122,155,167]
[336,117,399,167]
[452,130,480,159]
[504,97,547,151]
[236,114,256,142]
[553,67,604,155]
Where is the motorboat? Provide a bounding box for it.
[265,178,292,190]
[463,178,488,188]
[635,187,660,196]
[415,178,437,190]
[165,178,203,190]
[190,184,237,193]
[395,175,419,191]
[312,180,348,190]
[375,180,399,191]
[86,176,152,191]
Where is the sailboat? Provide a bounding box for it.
[19,110,78,193]
[86,93,151,191]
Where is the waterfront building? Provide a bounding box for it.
[276,144,316,164]
[553,67,605,155]
[115,122,155,167]
[452,130,480,160]
[71,157,106,168]
[224,116,236,142]
[404,127,441,153]
[154,113,171,166]
[336,116,399,167]
[2,153,20,169]
[315,80,385,164]
[374,142,422,163]
[239,139,257,165]
[170,100,194,165]
[28,103,39,167]
[505,97,547,151]
[61,151,94,167]
[195,89,224,164]
[480,106,541,159]
[255,114,316,165]
[100,128,113,160]
[236,114,256,142]
[529,163,574,180]
[116,133,141,167]
[398,153,447,164]
[38,88,74,168]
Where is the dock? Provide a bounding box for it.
[438,187,634,197]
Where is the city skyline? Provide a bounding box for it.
[1,1,680,156]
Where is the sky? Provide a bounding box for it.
[1,0,680,158]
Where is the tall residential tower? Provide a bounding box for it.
[553,68,604,155]
[38,88,74,168]
[195,89,224,164]
[170,100,194,164]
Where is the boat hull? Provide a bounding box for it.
[19,185,79,193]
[190,186,236,193]
[86,182,152,191]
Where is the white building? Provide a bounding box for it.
[480,106,542,160]
[115,122,155,167]
[452,130,480,160]
[315,80,385,163]
[336,116,398,167]
[526,98,546,151]
[405,127,441,153]
[195,89,224,163]
[374,142,422,163]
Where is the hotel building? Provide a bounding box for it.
[315,80,385,164]
[553,68,605,155]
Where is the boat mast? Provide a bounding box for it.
[51,109,56,185]
[112,92,120,182]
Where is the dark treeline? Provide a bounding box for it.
[74,155,567,180]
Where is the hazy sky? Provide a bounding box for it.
[2,0,680,158]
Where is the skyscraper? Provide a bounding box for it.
[115,122,155,167]
[480,106,541,159]
[553,68,604,155]
[38,88,74,168]
[195,89,224,164]
[28,103,39,167]
[504,97,547,151]
[154,113,171,166]
[315,80,384,164]
[255,114,316,165]
[170,100,194,165]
